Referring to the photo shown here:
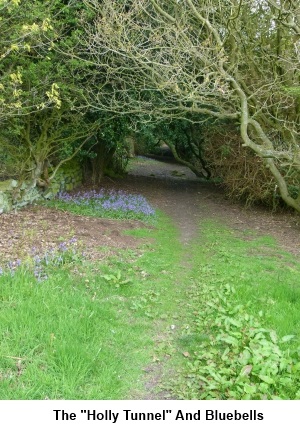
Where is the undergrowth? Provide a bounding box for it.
[1,195,300,400]
[164,221,300,399]
[169,280,300,399]
[0,210,182,399]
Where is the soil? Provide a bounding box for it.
[0,206,147,264]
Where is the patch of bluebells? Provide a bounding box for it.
[0,237,79,282]
[57,189,156,218]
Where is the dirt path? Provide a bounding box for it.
[111,157,300,254]
[1,156,299,263]
[1,156,300,400]
[115,157,300,399]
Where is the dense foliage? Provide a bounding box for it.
[82,0,300,212]
[0,0,131,187]
[0,0,299,211]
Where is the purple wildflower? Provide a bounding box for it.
[58,243,66,251]
[56,188,155,218]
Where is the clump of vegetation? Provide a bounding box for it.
[162,222,300,400]
[0,237,80,282]
[170,281,300,399]
[44,189,156,223]
[0,247,152,399]
[202,124,280,208]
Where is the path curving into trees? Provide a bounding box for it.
[105,157,300,256]
[1,157,299,267]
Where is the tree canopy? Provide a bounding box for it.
[0,0,299,212]
[82,0,300,211]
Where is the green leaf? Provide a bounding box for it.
[120,279,131,285]
[239,349,251,365]
[291,362,300,372]
[281,335,295,343]
[221,347,230,361]
[243,383,256,394]
[269,331,278,344]
[216,335,239,346]
[258,374,275,384]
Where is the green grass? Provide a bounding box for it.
[197,221,300,339]
[0,212,184,399]
[1,195,300,400]
[44,199,156,224]
[162,220,300,399]
[0,264,152,399]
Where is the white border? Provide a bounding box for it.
[0,400,298,429]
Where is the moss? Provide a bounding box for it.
[0,192,12,213]
[0,158,83,212]
[0,180,17,192]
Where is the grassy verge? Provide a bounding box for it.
[164,221,300,399]
[0,205,185,399]
[0,253,151,399]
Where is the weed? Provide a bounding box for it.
[163,221,300,400]
[101,270,131,288]
[168,280,300,399]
